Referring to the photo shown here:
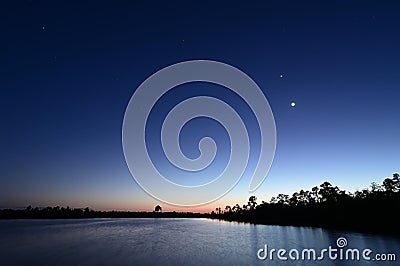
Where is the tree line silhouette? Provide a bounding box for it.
[1,172,399,235]
[0,205,204,219]
[211,173,400,235]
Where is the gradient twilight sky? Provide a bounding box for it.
[1,1,399,212]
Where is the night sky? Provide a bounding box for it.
[1,1,399,212]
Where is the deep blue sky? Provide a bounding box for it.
[1,1,399,211]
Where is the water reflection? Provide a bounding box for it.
[0,218,398,265]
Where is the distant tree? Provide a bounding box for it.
[276,194,289,205]
[393,173,400,190]
[248,196,257,209]
[383,178,398,193]
[232,204,242,213]
[336,189,352,202]
[370,182,384,193]
[289,192,299,206]
[355,189,370,199]
[154,205,162,212]
[319,181,339,202]
[289,189,312,206]
[225,205,232,213]
[311,186,320,203]
[304,190,314,204]
[298,190,309,205]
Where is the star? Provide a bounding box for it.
[280,74,283,78]
[42,26,45,30]
[290,101,296,107]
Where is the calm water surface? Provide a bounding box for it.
[0,218,399,265]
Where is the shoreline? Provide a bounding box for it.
[1,210,399,238]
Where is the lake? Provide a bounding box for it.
[0,218,399,265]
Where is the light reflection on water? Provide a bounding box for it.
[0,218,399,265]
